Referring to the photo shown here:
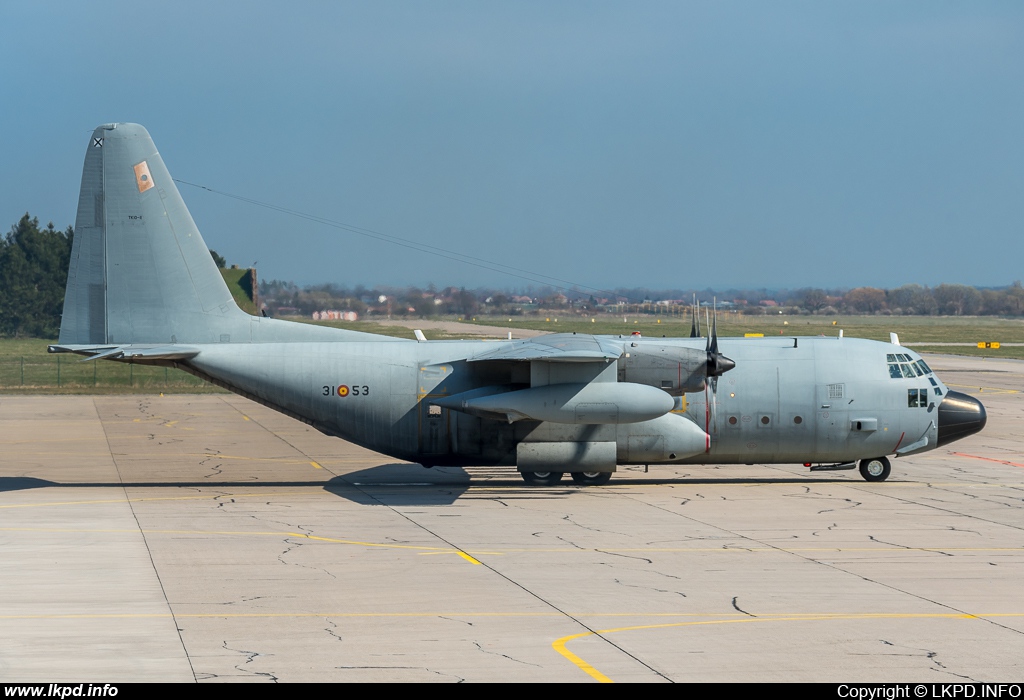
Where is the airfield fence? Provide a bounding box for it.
[0,355,210,391]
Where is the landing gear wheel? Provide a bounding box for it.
[521,471,564,486]
[859,457,891,482]
[570,471,612,486]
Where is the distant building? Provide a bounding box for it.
[313,310,358,321]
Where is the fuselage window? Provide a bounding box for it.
[934,387,943,396]
[728,416,738,425]
[793,415,803,424]
[908,388,931,408]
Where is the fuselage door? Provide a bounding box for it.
[418,363,453,456]
[815,382,851,459]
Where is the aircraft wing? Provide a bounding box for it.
[468,334,623,363]
[48,344,201,361]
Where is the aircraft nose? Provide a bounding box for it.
[936,390,987,447]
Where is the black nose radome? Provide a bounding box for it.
[937,390,987,447]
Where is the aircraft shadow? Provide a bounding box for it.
[0,472,865,504]
[324,464,470,506]
[0,477,60,493]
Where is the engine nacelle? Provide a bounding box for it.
[617,344,707,395]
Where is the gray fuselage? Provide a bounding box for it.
[185,333,942,468]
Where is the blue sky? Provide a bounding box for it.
[2,1,1022,291]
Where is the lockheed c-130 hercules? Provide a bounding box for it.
[50,123,987,486]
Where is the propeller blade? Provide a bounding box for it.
[710,298,719,355]
[705,297,735,384]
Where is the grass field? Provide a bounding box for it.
[458,313,1024,358]
[2,313,1020,393]
[0,338,220,394]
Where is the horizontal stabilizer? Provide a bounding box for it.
[48,344,201,362]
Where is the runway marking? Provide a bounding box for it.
[1,528,1021,557]
[553,612,1024,683]
[417,550,503,557]
[0,491,324,509]
[291,532,452,552]
[457,551,483,565]
[952,452,1024,469]
[310,461,323,469]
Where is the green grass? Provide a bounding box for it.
[0,338,222,394]
[462,312,1024,344]
[220,268,258,315]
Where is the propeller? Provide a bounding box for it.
[705,298,735,392]
[689,294,701,338]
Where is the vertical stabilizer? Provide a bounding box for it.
[59,123,250,345]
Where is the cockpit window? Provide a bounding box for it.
[886,355,934,380]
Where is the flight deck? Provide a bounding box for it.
[1,354,1021,682]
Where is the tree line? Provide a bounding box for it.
[2,213,1023,338]
[0,215,73,337]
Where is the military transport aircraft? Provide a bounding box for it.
[49,124,987,486]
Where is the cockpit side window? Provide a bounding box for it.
[888,363,903,379]
[900,364,917,379]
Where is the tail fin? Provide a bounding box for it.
[59,123,250,345]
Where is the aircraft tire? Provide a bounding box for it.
[859,457,891,482]
[570,471,612,486]
[521,471,564,486]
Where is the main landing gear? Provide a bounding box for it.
[859,456,891,482]
[570,471,612,486]
[520,471,613,486]
[520,471,564,486]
